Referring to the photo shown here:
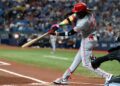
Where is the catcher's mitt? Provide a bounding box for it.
[91,49,120,69]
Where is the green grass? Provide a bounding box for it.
[0,47,119,77]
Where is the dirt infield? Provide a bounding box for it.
[0,45,104,86]
[0,59,104,86]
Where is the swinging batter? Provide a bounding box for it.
[48,2,113,85]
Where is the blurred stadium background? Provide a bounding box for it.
[0,0,119,50]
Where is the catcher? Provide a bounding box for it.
[91,36,120,69]
[91,37,120,86]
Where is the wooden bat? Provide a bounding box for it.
[21,32,49,48]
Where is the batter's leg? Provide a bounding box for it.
[80,37,112,81]
[51,40,56,52]
[62,48,82,79]
[53,47,82,85]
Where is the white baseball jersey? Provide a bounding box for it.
[62,13,112,81]
[73,14,96,38]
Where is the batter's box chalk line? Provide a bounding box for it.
[28,82,104,86]
[0,68,104,86]
[0,61,11,65]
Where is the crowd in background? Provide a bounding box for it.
[0,0,119,45]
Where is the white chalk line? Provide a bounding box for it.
[1,82,104,86]
[0,68,104,86]
[43,55,69,61]
[1,82,52,86]
[1,84,17,86]
[28,82,104,86]
[26,82,53,86]
[22,81,104,86]
[0,61,11,66]
[0,68,48,84]
[0,62,104,86]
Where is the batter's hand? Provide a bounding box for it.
[48,24,59,35]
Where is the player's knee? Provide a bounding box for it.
[82,63,93,69]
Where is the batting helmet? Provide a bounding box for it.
[72,2,87,13]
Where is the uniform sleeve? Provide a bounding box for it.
[59,13,76,26]
[73,17,89,32]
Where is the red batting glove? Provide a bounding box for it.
[48,24,59,35]
[48,29,56,35]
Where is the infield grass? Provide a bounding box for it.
[0,46,119,77]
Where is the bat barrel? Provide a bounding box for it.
[21,32,49,48]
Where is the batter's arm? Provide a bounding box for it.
[59,13,76,26]
[56,29,77,36]
[49,13,76,35]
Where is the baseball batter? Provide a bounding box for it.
[48,2,113,85]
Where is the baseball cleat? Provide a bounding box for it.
[104,75,120,86]
[108,75,120,83]
[105,75,113,86]
[53,77,69,85]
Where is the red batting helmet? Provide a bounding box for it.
[72,2,87,13]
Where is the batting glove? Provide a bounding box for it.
[48,24,59,35]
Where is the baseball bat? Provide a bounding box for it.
[21,32,49,48]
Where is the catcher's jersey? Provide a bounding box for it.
[73,13,96,38]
